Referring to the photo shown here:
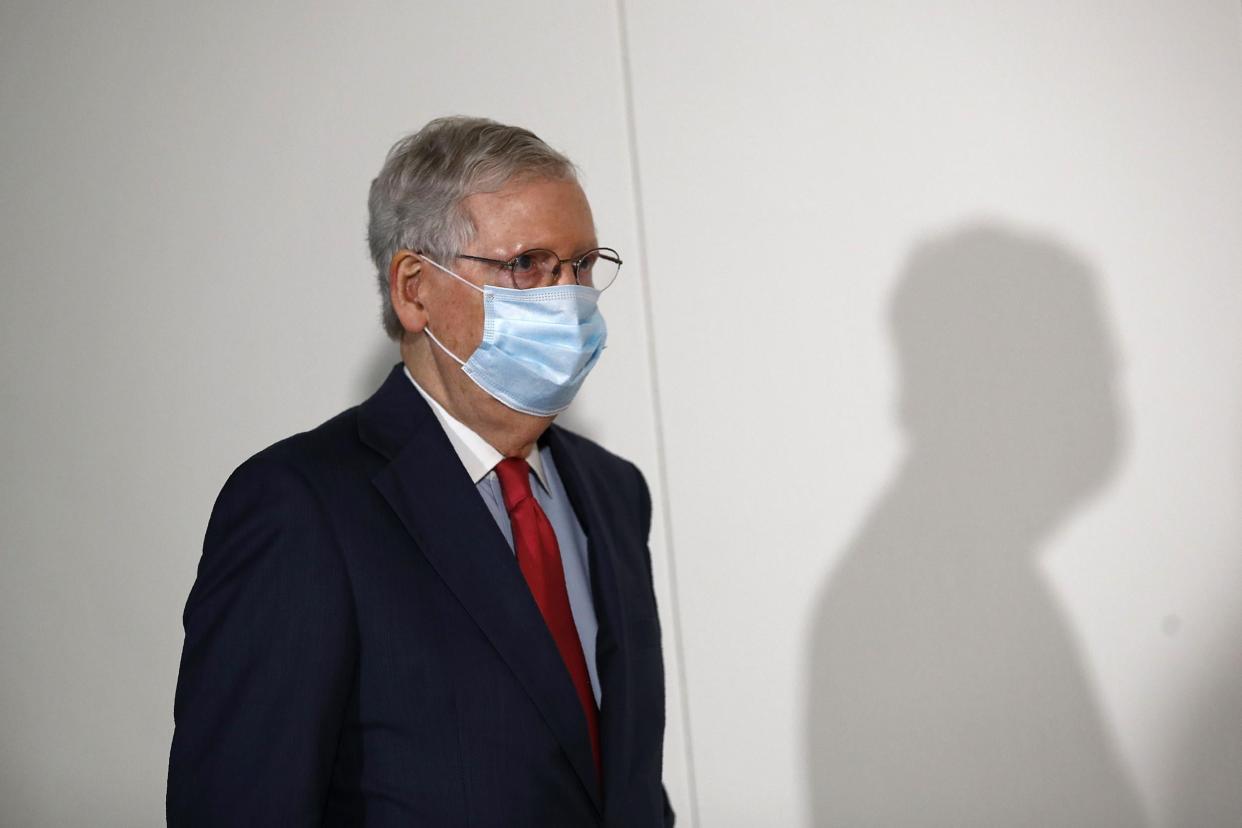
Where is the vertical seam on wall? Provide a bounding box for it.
[613,0,700,823]
[1237,0,1242,58]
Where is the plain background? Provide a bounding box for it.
[2,1,1240,825]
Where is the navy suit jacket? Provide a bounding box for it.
[167,364,673,826]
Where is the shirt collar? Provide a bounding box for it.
[403,365,548,490]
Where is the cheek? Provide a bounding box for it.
[438,294,484,352]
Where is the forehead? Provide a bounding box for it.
[462,176,596,256]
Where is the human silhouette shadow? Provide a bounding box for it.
[806,224,1148,827]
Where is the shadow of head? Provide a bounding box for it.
[891,223,1125,533]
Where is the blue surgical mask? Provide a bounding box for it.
[420,256,608,417]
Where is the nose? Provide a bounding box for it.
[553,259,577,287]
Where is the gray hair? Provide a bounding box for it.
[367,116,578,338]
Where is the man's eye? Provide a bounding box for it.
[511,254,536,273]
[577,253,598,273]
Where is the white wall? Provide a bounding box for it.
[2,1,1240,826]
[624,1,1242,825]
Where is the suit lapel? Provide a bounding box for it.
[543,426,637,802]
[358,366,602,813]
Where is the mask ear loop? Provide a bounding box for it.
[421,254,485,294]
[423,326,466,367]
[417,253,480,367]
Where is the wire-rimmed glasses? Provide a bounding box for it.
[455,247,622,291]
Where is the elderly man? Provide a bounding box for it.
[167,117,673,826]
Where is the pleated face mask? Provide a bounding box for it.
[420,256,608,417]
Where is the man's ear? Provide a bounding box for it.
[389,250,427,334]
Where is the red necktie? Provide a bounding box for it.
[494,457,601,778]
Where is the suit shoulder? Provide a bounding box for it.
[224,405,373,491]
[549,425,651,522]
[550,424,644,480]
[202,406,375,570]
